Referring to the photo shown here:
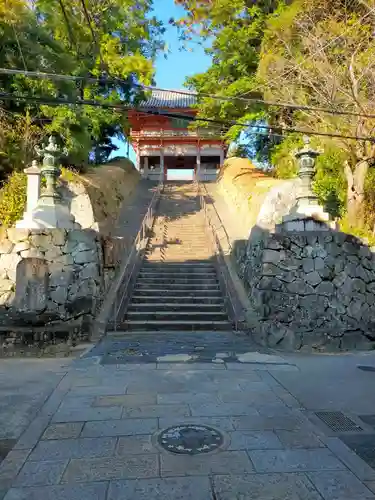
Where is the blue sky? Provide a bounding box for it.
[112,0,211,160]
[153,0,211,89]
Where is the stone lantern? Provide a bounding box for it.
[295,135,320,211]
[37,135,63,202]
[278,135,333,232]
[16,136,80,229]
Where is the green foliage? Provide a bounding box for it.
[364,168,375,233]
[314,147,347,219]
[0,171,26,227]
[271,134,301,179]
[340,216,375,247]
[0,0,164,178]
[177,0,375,227]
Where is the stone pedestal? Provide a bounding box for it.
[30,199,80,229]
[16,162,42,229]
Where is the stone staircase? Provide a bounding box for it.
[121,182,232,331]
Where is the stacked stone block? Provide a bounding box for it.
[0,228,103,328]
[239,231,375,351]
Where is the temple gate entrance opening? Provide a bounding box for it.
[128,90,226,182]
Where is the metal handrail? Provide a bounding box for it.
[196,181,243,331]
[112,178,163,330]
[95,178,163,336]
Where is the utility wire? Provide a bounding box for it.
[1,68,375,120]
[1,91,374,143]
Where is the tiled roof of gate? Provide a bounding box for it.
[139,89,197,109]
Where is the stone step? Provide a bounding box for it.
[145,257,214,262]
[139,270,216,277]
[135,283,221,291]
[131,295,224,304]
[143,262,213,269]
[126,311,228,321]
[127,303,225,312]
[132,288,223,297]
[135,277,218,285]
[143,260,213,266]
[119,320,233,331]
[146,251,211,256]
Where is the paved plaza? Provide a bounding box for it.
[1,332,375,499]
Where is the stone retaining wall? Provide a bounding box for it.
[238,229,375,351]
[0,228,104,332]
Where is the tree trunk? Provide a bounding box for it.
[344,160,369,226]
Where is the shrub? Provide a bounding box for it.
[0,172,27,227]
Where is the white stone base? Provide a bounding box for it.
[283,201,331,223]
[16,200,81,230]
[16,212,44,229]
[278,201,336,232]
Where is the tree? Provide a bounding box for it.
[0,0,165,173]
[173,0,286,165]
[258,0,375,225]
[0,0,75,180]
[176,0,375,226]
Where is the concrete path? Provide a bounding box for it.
[2,332,375,499]
[0,358,71,443]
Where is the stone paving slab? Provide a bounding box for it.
[116,436,155,456]
[212,473,323,500]
[107,477,212,499]
[227,430,284,451]
[61,455,159,482]
[122,403,191,419]
[156,392,220,405]
[29,437,117,461]
[81,418,159,438]
[189,402,260,418]
[0,360,69,441]
[0,449,31,491]
[13,460,68,487]
[3,482,108,500]
[42,423,84,440]
[94,394,157,407]
[249,449,346,473]
[275,429,325,449]
[231,414,305,431]
[160,450,254,476]
[307,470,375,499]
[52,406,122,423]
[159,416,235,432]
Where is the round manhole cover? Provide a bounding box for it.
[158,424,224,455]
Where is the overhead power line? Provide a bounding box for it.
[1,91,374,143]
[1,67,375,120]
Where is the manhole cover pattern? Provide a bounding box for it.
[315,411,363,433]
[158,425,224,455]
